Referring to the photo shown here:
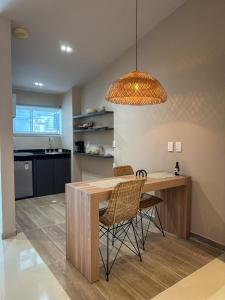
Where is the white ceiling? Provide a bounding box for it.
[1,0,186,94]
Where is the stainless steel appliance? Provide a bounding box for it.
[14,160,33,199]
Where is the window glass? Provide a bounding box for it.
[13,105,61,135]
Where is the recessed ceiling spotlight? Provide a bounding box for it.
[61,45,67,52]
[60,43,73,53]
[66,46,73,53]
[34,82,43,87]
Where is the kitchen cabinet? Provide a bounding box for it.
[35,157,71,197]
[14,150,71,199]
[35,158,54,196]
[54,157,71,194]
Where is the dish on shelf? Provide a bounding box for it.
[85,143,104,155]
[98,106,106,112]
[76,121,94,129]
[86,107,106,114]
[86,108,97,114]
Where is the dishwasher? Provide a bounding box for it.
[14,160,33,199]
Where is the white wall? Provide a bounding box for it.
[13,89,62,150]
[61,90,73,151]
[14,136,62,150]
[0,17,16,239]
[14,89,61,107]
[71,87,82,181]
[81,0,225,246]
[61,86,82,181]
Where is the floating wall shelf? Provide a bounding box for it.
[73,127,114,133]
[73,111,113,120]
[74,152,114,159]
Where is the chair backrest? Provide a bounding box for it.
[100,179,145,226]
[113,165,134,177]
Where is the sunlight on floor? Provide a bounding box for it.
[152,254,225,300]
[0,232,70,300]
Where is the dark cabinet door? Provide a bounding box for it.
[36,158,54,196]
[53,157,71,194]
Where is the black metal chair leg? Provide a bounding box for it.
[139,210,145,250]
[131,221,142,262]
[106,228,109,281]
[143,207,154,243]
[155,206,165,237]
[100,220,144,281]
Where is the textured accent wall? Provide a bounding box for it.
[80,0,225,245]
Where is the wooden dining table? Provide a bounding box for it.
[66,174,191,283]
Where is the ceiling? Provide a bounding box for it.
[1,0,186,94]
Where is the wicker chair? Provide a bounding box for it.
[99,179,145,281]
[113,165,134,177]
[113,165,165,250]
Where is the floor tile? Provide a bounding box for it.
[0,233,70,300]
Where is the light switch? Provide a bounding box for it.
[112,140,116,148]
[175,142,182,152]
[168,141,174,152]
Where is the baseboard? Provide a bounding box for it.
[1,229,17,240]
[190,232,225,251]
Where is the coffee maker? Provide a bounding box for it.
[75,141,85,153]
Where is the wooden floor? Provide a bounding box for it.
[16,194,222,300]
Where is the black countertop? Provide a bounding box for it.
[14,149,71,160]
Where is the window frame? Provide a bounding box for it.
[13,104,62,137]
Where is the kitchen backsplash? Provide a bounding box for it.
[14,136,62,150]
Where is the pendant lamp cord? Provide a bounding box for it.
[135,0,138,71]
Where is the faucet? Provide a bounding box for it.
[48,137,53,151]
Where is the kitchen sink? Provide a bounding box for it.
[14,152,34,156]
[45,151,62,154]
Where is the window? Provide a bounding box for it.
[13,105,61,135]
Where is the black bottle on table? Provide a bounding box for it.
[175,162,180,176]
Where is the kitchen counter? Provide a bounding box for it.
[14,149,71,199]
[14,149,71,160]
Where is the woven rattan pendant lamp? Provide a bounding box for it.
[105,0,167,105]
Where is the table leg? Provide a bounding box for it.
[159,177,192,239]
[66,185,100,282]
